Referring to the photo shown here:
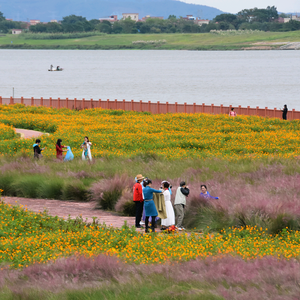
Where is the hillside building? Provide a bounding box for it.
[99,15,118,22]
[122,13,139,22]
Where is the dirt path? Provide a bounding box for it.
[2,197,136,229]
[15,128,47,139]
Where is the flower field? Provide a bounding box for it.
[1,201,300,269]
[0,104,300,159]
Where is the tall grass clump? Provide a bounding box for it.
[11,176,42,198]
[19,31,105,40]
[90,175,133,211]
[62,180,89,201]
[37,179,64,200]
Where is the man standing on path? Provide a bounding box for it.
[174,181,190,230]
[133,174,145,228]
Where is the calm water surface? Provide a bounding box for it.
[1,50,300,110]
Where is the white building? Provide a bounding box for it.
[12,29,23,34]
[122,13,139,22]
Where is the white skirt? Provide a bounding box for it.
[161,201,175,227]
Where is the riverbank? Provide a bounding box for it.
[1,31,300,50]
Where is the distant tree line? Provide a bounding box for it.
[0,6,300,35]
[0,11,25,33]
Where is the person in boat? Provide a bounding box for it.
[56,66,60,71]
[50,64,53,71]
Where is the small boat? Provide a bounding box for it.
[48,65,63,71]
[48,68,63,71]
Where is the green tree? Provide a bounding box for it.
[97,21,112,33]
[61,15,91,32]
[119,17,136,33]
[0,11,5,22]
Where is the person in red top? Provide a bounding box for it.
[56,139,68,161]
[133,174,144,228]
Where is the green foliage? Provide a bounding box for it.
[99,190,122,211]
[62,181,88,201]
[37,179,64,199]
[12,176,41,198]
[21,31,104,40]
[122,201,135,216]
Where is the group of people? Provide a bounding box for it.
[133,175,219,233]
[230,105,289,120]
[33,136,93,161]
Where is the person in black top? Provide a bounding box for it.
[33,139,44,159]
[282,104,288,120]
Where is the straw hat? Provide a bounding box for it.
[136,174,145,181]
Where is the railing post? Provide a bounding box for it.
[247,106,250,115]
[175,102,178,113]
[21,97,24,105]
[220,104,223,114]
[139,100,142,112]
[265,107,267,117]
[123,99,126,110]
[58,97,60,109]
[107,99,110,110]
[292,109,295,120]
[50,97,52,108]
[31,97,34,106]
[66,97,69,109]
[229,104,232,115]
[193,103,196,114]
[82,98,85,110]
[202,103,205,113]
[238,105,241,115]
[274,107,276,118]
[40,97,43,106]
[184,102,187,114]
[91,98,93,109]
[157,101,160,114]
[99,98,102,109]
[131,100,134,111]
[10,97,13,105]
[256,106,259,116]
[115,99,118,110]
[0,96,2,105]
[211,104,214,114]
[148,101,151,112]
[166,102,169,113]
[74,98,76,109]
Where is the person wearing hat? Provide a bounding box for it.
[133,174,145,228]
[174,181,190,230]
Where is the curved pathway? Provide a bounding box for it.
[15,128,47,139]
[2,197,136,229]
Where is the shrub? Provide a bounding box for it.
[90,174,132,211]
[62,180,88,201]
[0,174,15,196]
[115,189,135,216]
[37,179,64,199]
[12,176,42,198]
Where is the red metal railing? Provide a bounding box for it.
[0,96,298,120]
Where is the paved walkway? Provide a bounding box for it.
[2,197,136,229]
[15,128,47,139]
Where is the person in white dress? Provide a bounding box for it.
[161,181,175,229]
[81,136,92,161]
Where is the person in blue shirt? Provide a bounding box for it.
[200,184,219,200]
[143,179,162,233]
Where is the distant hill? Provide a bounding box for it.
[0,0,224,22]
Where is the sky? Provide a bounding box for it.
[183,0,300,14]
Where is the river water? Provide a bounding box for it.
[1,49,300,110]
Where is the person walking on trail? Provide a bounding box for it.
[143,179,162,233]
[33,139,44,159]
[229,107,237,117]
[282,104,288,120]
[133,174,145,228]
[174,181,190,231]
